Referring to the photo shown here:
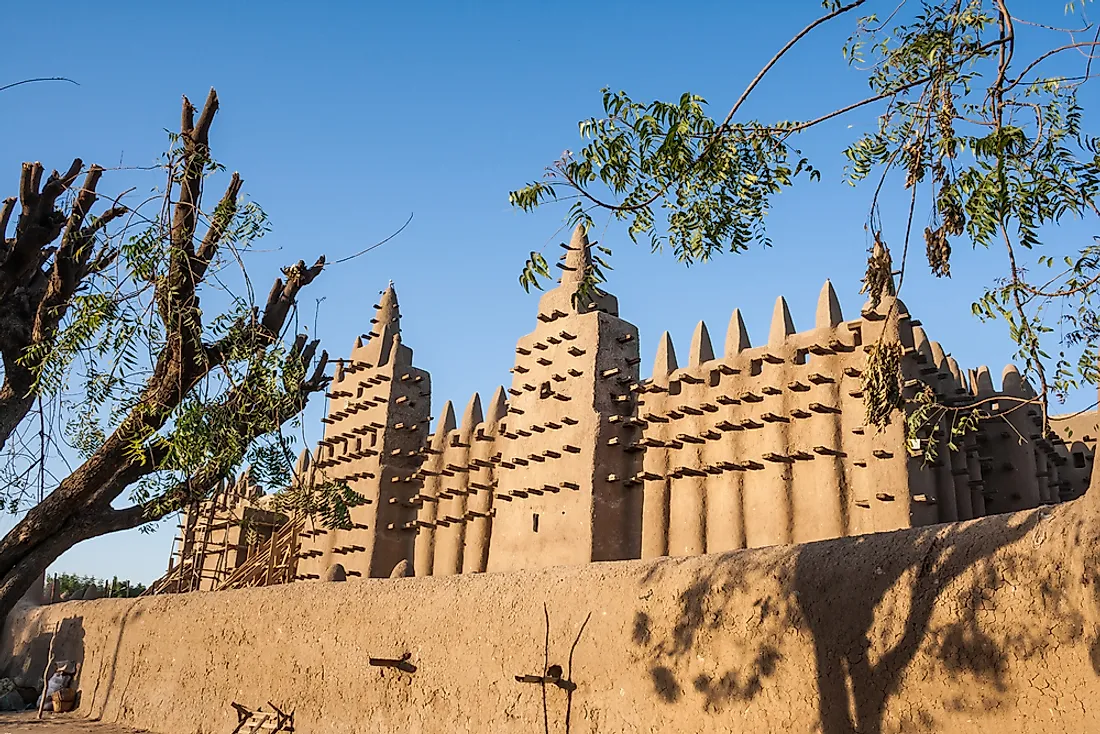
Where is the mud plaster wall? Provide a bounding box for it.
[8,494,1100,734]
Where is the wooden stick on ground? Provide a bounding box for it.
[37,621,59,719]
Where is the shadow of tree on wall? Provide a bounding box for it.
[631,498,1099,733]
[1,613,86,689]
[1,602,149,721]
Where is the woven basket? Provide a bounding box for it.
[51,688,75,713]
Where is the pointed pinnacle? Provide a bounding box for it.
[460,393,484,433]
[375,282,400,327]
[929,341,947,370]
[434,401,457,440]
[815,280,844,329]
[374,283,400,336]
[652,331,678,386]
[485,386,508,424]
[294,448,311,476]
[975,365,995,396]
[768,296,795,346]
[1001,364,1024,396]
[725,308,751,356]
[688,321,715,368]
[912,326,933,364]
[560,223,590,286]
[947,357,964,386]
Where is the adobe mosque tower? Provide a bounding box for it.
[296,284,431,579]
[485,225,643,571]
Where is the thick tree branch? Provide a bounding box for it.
[0,197,14,242]
[0,158,121,452]
[261,257,326,336]
[0,159,82,301]
[191,172,242,284]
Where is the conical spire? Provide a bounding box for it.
[432,401,457,447]
[652,331,678,386]
[975,365,995,396]
[930,340,947,370]
[1001,363,1024,395]
[815,280,844,329]
[235,465,254,498]
[538,223,618,316]
[912,326,933,364]
[559,224,590,287]
[363,282,404,367]
[725,309,751,356]
[333,360,345,383]
[688,321,714,367]
[373,282,400,329]
[293,448,311,477]
[768,296,795,346]
[460,392,483,435]
[485,386,508,424]
[947,357,965,387]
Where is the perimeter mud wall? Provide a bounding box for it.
[6,492,1100,734]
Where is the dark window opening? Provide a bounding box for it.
[750,359,763,377]
[539,381,553,399]
[1074,451,1087,469]
[532,513,540,533]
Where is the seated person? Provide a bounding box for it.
[37,661,76,711]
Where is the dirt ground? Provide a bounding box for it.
[0,713,148,733]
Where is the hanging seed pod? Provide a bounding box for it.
[863,337,905,430]
[904,139,925,188]
[940,188,965,237]
[925,225,952,278]
[861,234,895,310]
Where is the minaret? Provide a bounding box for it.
[296,283,431,580]
[487,225,642,572]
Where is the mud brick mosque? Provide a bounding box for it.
[146,226,1097,592]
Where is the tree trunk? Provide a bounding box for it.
[0,378,34,454]
[0,278,42,451]
[0,502,147,619]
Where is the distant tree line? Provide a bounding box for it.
[47,572,146,599]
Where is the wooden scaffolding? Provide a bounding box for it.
[144,476,292,596]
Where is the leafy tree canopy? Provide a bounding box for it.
[511,0,1100,436]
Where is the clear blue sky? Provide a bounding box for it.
[1,0,1095,583]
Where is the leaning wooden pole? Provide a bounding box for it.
[36,621,58,718]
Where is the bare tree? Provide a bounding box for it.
[0,89,332,617]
